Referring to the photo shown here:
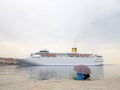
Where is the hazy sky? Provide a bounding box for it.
[0,0,120,64]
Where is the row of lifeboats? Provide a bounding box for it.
[40,53,92,57]
[41,54,56,57]
[68,54,91,57]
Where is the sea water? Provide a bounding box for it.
[0,65,120,81]
[1,65,120,90]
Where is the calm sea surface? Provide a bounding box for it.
[0,64,120,90]
[0,65,120,81]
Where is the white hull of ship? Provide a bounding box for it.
[19,56,103,66]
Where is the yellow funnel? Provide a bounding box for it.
[72,48,77,52]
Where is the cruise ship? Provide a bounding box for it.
[19,48,103,66]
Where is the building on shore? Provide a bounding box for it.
[0,57,19,65]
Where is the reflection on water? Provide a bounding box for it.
[1,65,120,81]
[89,66,104,79]
[17,65,104,80]
[0,65,120,90]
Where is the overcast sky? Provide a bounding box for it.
[0,0,120,64]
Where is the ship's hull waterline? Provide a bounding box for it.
[19,57,103,66]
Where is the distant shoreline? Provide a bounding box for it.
[0,57,20,65]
